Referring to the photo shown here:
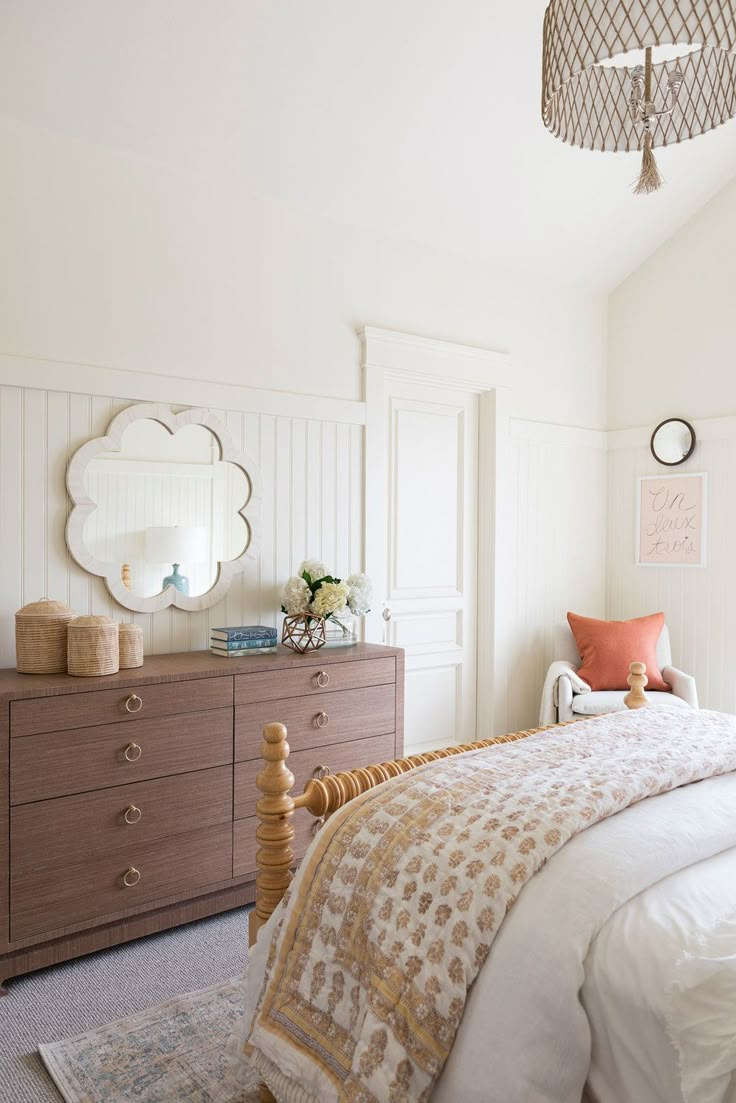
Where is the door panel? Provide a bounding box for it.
[392,403,460,593]
[369,380,479,756]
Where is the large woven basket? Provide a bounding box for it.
[15,597,76,674]
[67,616,120,677]
[119,622,144,669]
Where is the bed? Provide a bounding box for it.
[239,686,736,1103]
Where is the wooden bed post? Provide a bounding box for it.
[249,723,295,948]
[624,662,649,709]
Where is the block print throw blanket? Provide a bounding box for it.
[246,709,736,1103]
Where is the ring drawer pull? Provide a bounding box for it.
[313,764,331,780]
[125,694,143,714]
[315,671,330,688]
[314,711,329,729]
[124,742,143,762]
[124,804,142,825]
[123,867,141,887]
[312,817,326,835]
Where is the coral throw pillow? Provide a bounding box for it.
[567,611,671,692]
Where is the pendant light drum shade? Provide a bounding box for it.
[542,1,736,153]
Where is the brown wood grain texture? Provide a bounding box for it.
[10,676,233,737]
[11,766,233,871]
[10,708,234,804]
[11,823,233,941]
[235,684,395,760]
[0,882,254,986]
[234,656,396,705]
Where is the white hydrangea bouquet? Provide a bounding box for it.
[281,559,372,652]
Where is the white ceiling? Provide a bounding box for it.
[2,0,735,289]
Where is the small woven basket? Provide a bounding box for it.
[119,622,144,669]
[67,616,120,677]
[15,597,76,674]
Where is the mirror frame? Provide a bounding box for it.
[650,417,696,467]
[66,402,262,613]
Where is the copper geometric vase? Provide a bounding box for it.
[281,614,327,654]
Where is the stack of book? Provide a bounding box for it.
[210,625,278,658]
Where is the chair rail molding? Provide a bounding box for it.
[0,354,366,425]
[360,326,513,740]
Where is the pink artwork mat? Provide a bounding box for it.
[638,473,707,567]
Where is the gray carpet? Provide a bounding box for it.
[0,908,251,1103]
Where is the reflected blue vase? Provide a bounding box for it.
[162,563,189,595]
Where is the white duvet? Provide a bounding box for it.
[584,844,736,1103]
[245,771,736,1102]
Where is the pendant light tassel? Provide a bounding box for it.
[634,131,664,195]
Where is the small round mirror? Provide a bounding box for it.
[650,418,696,467]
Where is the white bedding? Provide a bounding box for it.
[244,770,736,1102]
[584,847,736,1103]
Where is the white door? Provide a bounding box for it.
[366,375,479,756]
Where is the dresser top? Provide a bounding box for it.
[0,642,403,703]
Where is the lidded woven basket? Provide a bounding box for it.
[15,597,76,674]
[67,616,120,677]
[119,622,144,669]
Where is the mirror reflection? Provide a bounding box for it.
[650,418,695,467]
[83,419,250,598]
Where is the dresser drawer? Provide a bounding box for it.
[11,822,233,942]
[10,708,233,805]
[234,731,396,821]
[235,684,395,761]
[11,766,233,872]
[10,676,233,737]
[234,814,322,878]
[234,657,395,705]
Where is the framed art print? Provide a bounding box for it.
[637,472,708,568]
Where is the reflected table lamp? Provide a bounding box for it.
[144,525,207,596]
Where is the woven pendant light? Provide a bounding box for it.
[542,2,736,194]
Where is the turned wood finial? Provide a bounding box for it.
[624,662,649,710]
[249,722,295,947]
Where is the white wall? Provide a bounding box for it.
[607,179,736,713]
[0,118,609,730]
[608,178,736,430]
[0,119,607,427]
[506,421,607,734]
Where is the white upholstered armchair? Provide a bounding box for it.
[542,622,699,725]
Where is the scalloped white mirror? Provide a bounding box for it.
[66,403,261,612]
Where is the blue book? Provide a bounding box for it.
[211,625,277,642]
[210,645,277,658]
[211,637,278,651]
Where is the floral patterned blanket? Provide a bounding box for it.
[247,709,736,1103]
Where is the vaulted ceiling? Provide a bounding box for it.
[2,0,735,289]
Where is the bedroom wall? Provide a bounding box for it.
[0,118,609,729]
[607,179,736,713]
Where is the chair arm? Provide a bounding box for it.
[557,674,574,722]
[662,665,699,709]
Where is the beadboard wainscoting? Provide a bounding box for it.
[0,379,364,668]
[0,359,611,733]
[505,419,608,734]
[607,417,736,715]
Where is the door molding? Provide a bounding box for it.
[361,326,512,740]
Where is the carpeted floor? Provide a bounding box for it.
[0,907,251,1103]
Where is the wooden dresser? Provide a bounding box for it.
[0,642,404,990]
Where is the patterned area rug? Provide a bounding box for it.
[39,976,260,1103]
